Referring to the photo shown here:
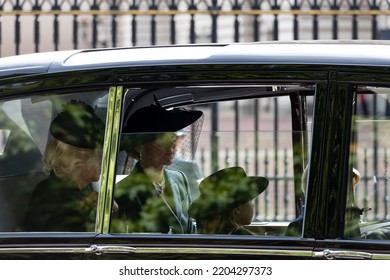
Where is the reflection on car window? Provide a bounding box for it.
[349,87,390,240]
[0,91,108,232]
[111,104,203,234]
[0,129,10,155]
[112,85,314,237]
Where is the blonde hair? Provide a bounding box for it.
[43,138,102,183]
[200,211,243,234]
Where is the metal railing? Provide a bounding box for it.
[1,0,390,56]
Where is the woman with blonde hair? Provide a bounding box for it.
[42,139,102,189]
[25,100,105,231]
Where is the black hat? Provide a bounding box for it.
[122,104,203,134]
[50,100,105,149]
[120,104,203,154]
[189,167,268,221]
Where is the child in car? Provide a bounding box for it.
[189,166,268,235]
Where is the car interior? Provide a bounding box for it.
[113,84,315,236]
[0,90,109,232]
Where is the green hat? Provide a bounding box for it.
[189,167,268,221]
[50,100,105,149]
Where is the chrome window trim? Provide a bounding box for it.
[0,247,88,254]
[2,245,390,259]
[0,245,135,255]
[0,246,310,257]
[135,247,313,257]
[313,249,390,260]
[96,86,124,233]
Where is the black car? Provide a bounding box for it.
[1,41,390,260]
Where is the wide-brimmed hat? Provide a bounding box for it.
[189,167,268,221]
[122,104,203,133]
[120,104,203,155]
[50,100,105,149]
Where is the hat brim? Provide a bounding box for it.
[122,106,203,134]
[120,105,203,154]
[189,170,268,220]
[245,176,269,200]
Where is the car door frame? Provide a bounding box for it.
[0,86,119,259]
[90,64,332,260]
[311,70,390,260]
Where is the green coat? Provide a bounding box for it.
[112,163,193,234]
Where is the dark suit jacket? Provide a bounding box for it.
[112,163,193,234]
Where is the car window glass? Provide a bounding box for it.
[111,85,314,237]
[348,86,390,240]
[0,90,108,232]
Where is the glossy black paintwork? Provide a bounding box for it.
[87,234,316,260]
[303,83,328,239]
[0,233,97,260]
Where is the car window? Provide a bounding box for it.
[111,85,314,237]
[0,90,109,232]
[348,86,390,240]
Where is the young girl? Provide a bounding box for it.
[189,167,268,235]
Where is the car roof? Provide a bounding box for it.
[1,40,390,78]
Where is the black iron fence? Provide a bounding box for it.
[1,0,390,56]
[196,146,296,221]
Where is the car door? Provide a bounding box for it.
[0,87,114,259]
[311,71,390,259]
[89,65,328,260]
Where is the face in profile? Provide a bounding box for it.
[77,149,103,185]
[137,132,177,166]
[234,199,255,226]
